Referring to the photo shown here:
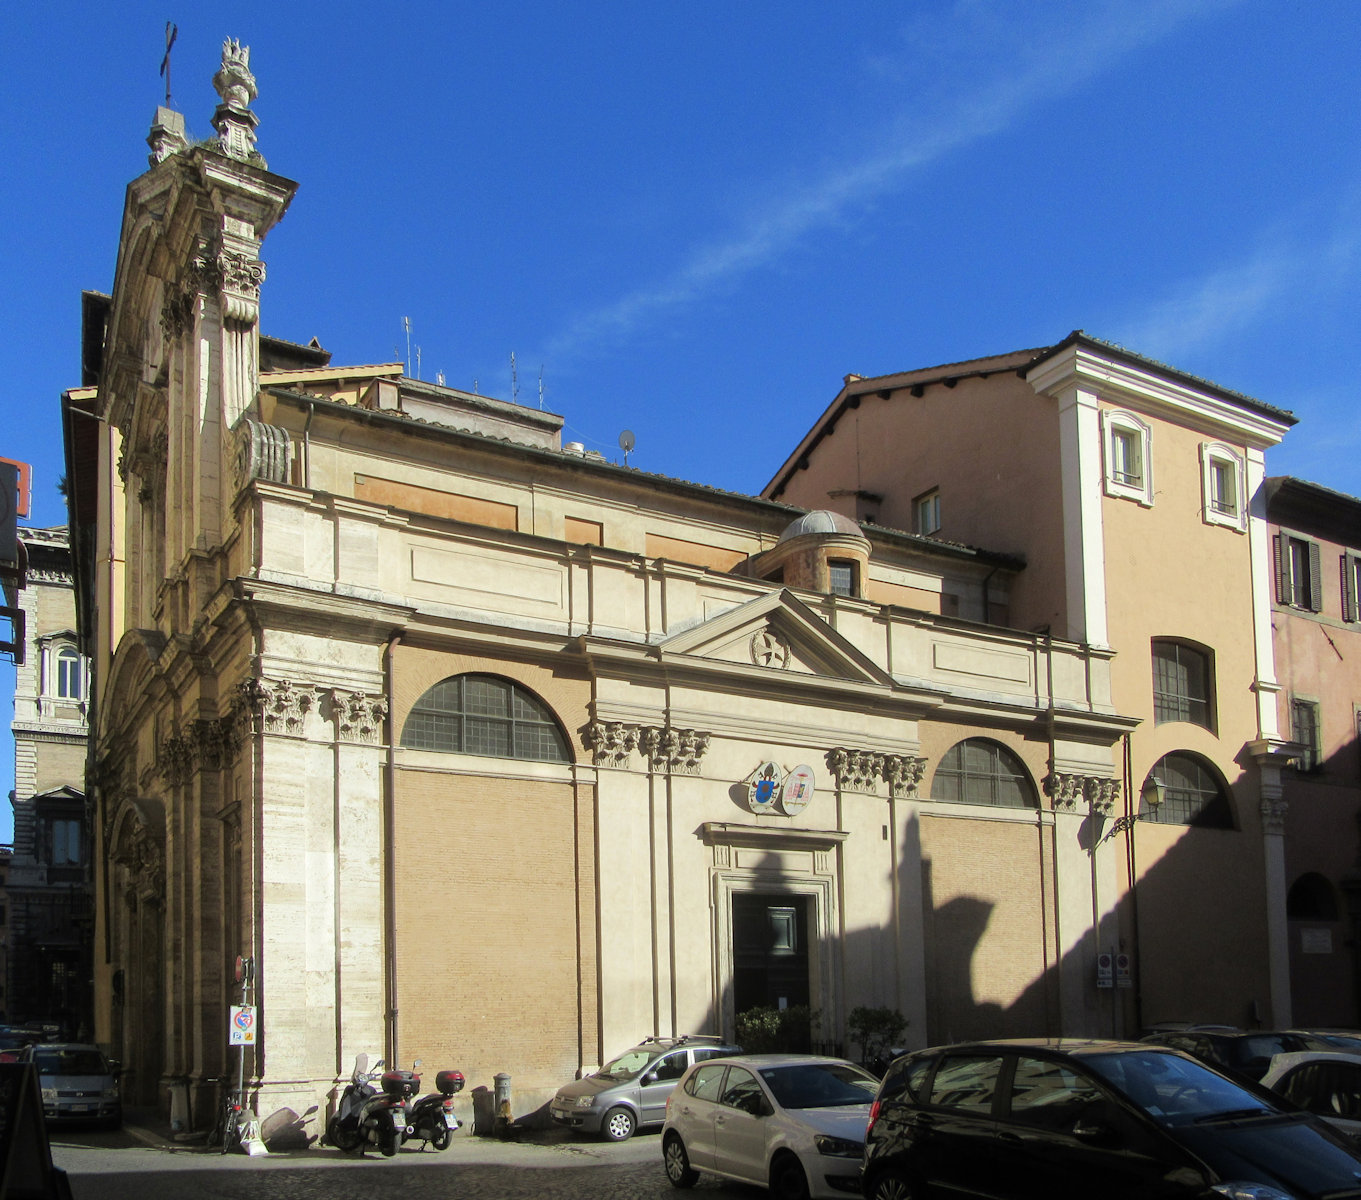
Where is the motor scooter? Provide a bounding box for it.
[326,1053,383,1152]
[406,1068,465,1150]
[327,1054,413,1156]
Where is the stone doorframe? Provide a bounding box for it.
[702,822,847,1045]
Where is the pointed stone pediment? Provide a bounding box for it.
[660,589,893,687]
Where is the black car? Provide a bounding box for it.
[1141,1028,1335,1083]
[862,1038,1361,1200]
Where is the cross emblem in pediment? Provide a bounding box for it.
[750,628,791,670]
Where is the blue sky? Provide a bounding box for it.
[3,1,1359,838]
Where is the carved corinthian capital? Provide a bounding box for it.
[1046,773,1120,816]
[584,721,639,768]
[637,726,710,775]
[827,748,884,794]
[882,755,928,799]
[1260,796,1289,836]
[330,690,389,744]
[236,677,317,737]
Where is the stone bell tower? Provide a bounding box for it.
[102,39,295,634]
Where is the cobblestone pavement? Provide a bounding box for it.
[49,1122,766,1200]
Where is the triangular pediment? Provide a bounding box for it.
[659,589,893,687]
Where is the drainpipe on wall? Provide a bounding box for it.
[383,633,403,1064]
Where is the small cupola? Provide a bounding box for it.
[758,510,871,597]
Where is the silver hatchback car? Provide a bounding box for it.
[551,1035,741,1141]
[23,1042,122,1127]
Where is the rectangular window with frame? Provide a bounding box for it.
[49,818,82,865]
[913,489,941,536]
[1101,410,1154,505]
[827,559,858,597]
[1276,533,1323,612]
[1111,428,1143,488]
[1292,699,1322,773]
[1200,443,1246,530]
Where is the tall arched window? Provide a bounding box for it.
[400,674,569,763]
[1151,639,1213,729]
[931,739,1037,809]
[1141,752,1233,828]
[55,646,83,701]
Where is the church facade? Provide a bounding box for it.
[64,42,1322,1142]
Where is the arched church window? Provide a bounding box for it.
[400,674,569,763]
[1287,873,1340,921]
[1140,752,1233,828]
[931,739,1037,808]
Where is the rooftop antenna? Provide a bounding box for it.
[619,429,635,468]
[403,317,412,376]
[538,365,545,410]
[160,22,178,108]
[510,351,519,403]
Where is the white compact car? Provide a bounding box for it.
[661,1053,877,1200]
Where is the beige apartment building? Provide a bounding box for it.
[61,42,1348,1143]
[765,338,1303,1034]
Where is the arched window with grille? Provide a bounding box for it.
[400,674,569,763]
[1151,639,1213,730]
[930,739,1037,809]
[1140,752,1233,828]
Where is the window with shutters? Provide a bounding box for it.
[1291,698,1322,773]
[1344,551,1361,623]
[1275,532,1322,612]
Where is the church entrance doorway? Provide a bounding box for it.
[731,893,811,1016]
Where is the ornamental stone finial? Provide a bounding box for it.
[211,38,263,163]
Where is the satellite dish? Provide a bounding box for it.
[618,430,635,453]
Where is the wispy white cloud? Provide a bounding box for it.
[1111,219,1361,362]
[541,0,1243,366]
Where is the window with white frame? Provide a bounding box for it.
[1200,443,1246,530]
[55,645,83,701]
[913,488,941,536]
[1101,410,1153,505]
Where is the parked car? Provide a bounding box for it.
[1287,1029,1361,1054]
[0,1027,31,1063]
[1140,1027,1335,1082]
[1262,1051,1361,1143]
[662,1053,879,1199]
[551,1034,741,1141]
[861,1038,1361,1200]
[21,1042,122,1127]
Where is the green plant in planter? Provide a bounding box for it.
[735,1005,820,1053]
[847,1006,908,1069]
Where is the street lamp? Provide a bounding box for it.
[1109,775,1164,836]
